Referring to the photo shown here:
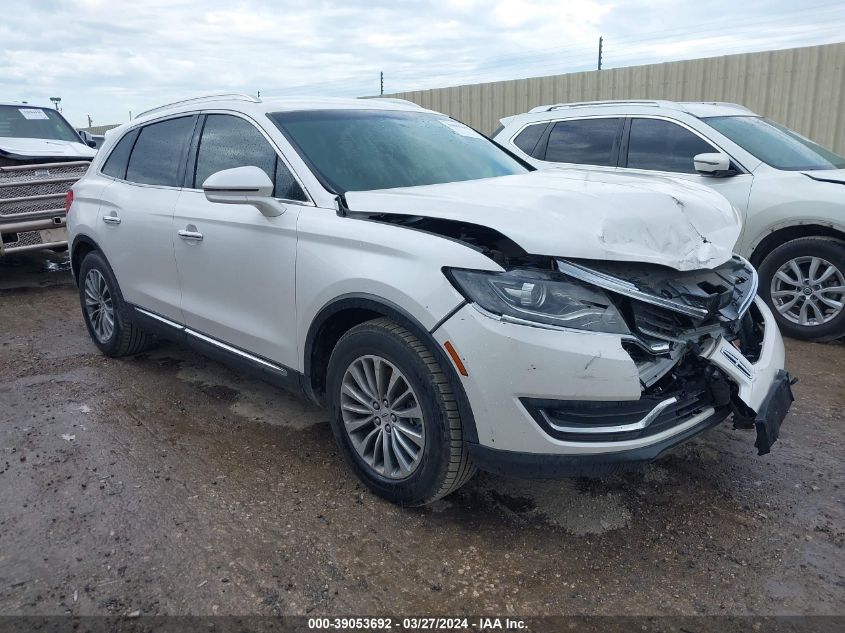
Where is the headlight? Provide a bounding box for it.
[445,268,630,334]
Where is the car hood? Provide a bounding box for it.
[0,136,97,159]
[344,169,741,271]
[803,169,845,185]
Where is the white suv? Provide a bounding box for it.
[67,94,792,505]
[494,100,845,342]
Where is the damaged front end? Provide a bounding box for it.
[554,255,792,455]
[446,254,792,456]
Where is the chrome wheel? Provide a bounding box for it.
[340,355,425,479]
[770,256,845,326]
[83,269,115,343]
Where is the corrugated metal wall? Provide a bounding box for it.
[384,42,845,154]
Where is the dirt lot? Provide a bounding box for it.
[0,251,843,618]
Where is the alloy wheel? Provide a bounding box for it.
[340,355,426,479]
[770,256,845,326]
[83,269,115,343]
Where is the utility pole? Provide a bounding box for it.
[87,114,93,127]
[380,71,384,96]
[597,36,603,70]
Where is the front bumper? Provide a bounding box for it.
[434,295,789,475]
[0,222,67,254]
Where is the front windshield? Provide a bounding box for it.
[0,105,82,143]
[269,109,528,193]
[705,115,845,171]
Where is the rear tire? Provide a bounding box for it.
[326,318,475,506]
[78,251,154,357]
[758,237,845,342]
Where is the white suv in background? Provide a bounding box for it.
[67,94,791,506]
[494,100,845,341]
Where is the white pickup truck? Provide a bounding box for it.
[0,102,96,255]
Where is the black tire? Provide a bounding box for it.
[78,251,154,357]
[757,237,845,342]
[326,318,476,506]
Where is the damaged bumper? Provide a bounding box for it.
[435,259,792,478]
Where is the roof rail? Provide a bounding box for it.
[528,99,671,113]
[366,97,421,108]
[679,101,754,113]
[134,93,262,119]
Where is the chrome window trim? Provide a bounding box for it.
[505,114,622,163]
[622,114,751,175]
[506,112,751,175]
[95,112,197,188]
[96,110,315,205]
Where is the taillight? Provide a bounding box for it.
[65,189,74,214]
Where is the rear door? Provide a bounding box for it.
[525,117,624,174]
[96,115,196,323]
[173,112,309,369]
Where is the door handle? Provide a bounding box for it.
[178,227,203,242]
[102,215,121,225]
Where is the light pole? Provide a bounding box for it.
[50,96,62,111]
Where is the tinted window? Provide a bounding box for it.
[545,118,620,166]
[627,118,716,173]
[126,116,194,187]
[705,116,845,171]
[194,114,305,201]
[101,130,137,180]
[269,110,527,194]
[513,123,546,156]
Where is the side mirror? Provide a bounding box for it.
[202,166,283,217]
[694,152,734,177]
[78,130,96,148]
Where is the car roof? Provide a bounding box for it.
[0,101,57,110]
[131,93,434,124]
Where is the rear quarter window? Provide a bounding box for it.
[101,130,137,180]
[512,123,547,156]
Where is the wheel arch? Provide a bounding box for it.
[749,223,845,268]
[70,234,104,285]
[303,294,479,443]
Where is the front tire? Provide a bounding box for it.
[758,237,845,342]
[78,251,154,356]
[326,318,475,506]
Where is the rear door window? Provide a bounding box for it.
[626,118,717,173]
[194,114,306,201]
[543,118,621,166]
[126,116,195,187]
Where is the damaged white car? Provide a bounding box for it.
[67,95,793,506]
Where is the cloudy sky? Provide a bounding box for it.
[2,0,844,128]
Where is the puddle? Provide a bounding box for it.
[476,477,632,535]
[175,362,323,429]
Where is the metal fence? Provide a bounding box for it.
[384,41,845,155]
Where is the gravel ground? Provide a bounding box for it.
[0,251,842,617]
